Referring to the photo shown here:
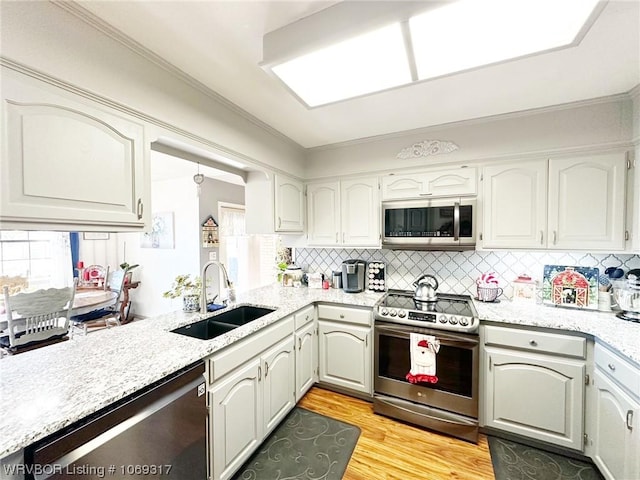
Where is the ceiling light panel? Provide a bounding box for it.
[409,0,601,80]
[271,23,412,107]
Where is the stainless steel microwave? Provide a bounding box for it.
[382,197,477,250]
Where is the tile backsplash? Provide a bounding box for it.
[293,248,640,298]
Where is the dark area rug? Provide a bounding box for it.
[488,436,604,480]
[233,407,361,480]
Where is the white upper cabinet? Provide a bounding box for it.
[341,177,380,246]
[548,154,626,250]
[274,174,305,232]
[245,171,304,234]
[482,160,548,248]
[481,152,627,250]
[307,176,379,247]
[307,181,340,245]
[381,167,477,200]
[1,68,149,231]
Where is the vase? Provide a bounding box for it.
[182,294,199,312]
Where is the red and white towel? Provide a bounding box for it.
[406,333,440,384]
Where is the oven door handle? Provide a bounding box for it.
[375,323,478,347]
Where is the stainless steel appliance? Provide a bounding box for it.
[373,290,480,442]
[341,259,366,293]
[25,362,207,480]
[382,197,476,250]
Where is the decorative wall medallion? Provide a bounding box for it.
[397,140,459,159]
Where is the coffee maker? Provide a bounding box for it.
[341,259,366,293]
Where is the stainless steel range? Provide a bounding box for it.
[376,289,479,333]
[373,289,480,443]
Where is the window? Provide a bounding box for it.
[0,231,73,291]
[218,204,278,292]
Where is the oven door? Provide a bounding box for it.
[374,321,479,418]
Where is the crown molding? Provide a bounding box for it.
[51,0,303,150]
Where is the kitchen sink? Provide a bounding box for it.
[209,306,275,326]
[171,305,275,340]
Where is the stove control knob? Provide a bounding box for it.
[389,309,397,317]
[459,317,469,326]
[381,308,389,316]
[398,310,406,318]
[439,315,448,323]
[449,316,459,325]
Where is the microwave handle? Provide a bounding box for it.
[453,202,460,241]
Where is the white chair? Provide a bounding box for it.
[1,279,77,354]
[70,269,127,336]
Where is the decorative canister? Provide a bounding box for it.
[182,293,200,312]
[512,274,537,303]
[282,265,303,287]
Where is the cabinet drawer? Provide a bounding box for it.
[317,304,371,326]
[208,316,294,383]
[484,325,586,359]
[595,342,640,400]
[294,305,315,330]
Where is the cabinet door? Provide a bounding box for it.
[210,358,262,480]
[318,320,371,395]
[381,173,426,199]
[262,336,296,435]
[307,182,340,245]
[1,68,148,230]
[295,321,318,401]
[484,347,585,450]
[274,174,304,232]
[592,370,640,480]
[425,167,477,196]
[482,161,547,248]
[548,153,626,250]
[341,177,380,246]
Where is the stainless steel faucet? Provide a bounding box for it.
[200,261,233,313]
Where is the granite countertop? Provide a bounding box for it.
[1,284,638,459]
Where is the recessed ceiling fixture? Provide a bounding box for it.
[262,0,603,108]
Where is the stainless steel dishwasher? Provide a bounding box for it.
[24,361,207,480]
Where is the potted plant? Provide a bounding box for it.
[163,274,202,312]
[119,262,139,284]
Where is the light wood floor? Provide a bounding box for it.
[298,387,495,480]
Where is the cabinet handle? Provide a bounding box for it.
[418,193,433,196]
[277,217,281,229]
[343,232,345,243]
[540,231,544,245]
[608,363,616,371]
[265,362,269,378]
[529,340,538,346]
[258,365,262,381]
[553,230,557,245]
[365,335,368,347]
[336,232,338,243]
[340,314,345,319]
[136,198,143,220]
[298,338,302,350]
[627,410,634,430]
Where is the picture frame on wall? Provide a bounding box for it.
[202,215,219,248]
[83,232,110,240]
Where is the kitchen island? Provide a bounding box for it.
[1,284,638,462]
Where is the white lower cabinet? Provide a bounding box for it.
[317,305,372,395]
[210,358,262,480]
[295,319,318,401]
[207,318,295,480]
[590,343,640,480]
[483,325,587,451]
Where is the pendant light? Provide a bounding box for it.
[193,163,204,196]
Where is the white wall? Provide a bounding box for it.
[304,97,635,179]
